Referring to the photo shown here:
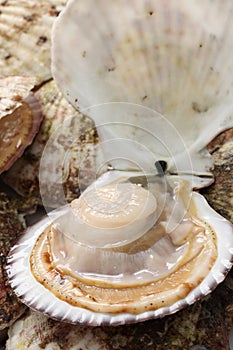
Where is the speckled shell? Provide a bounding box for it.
[0,0,67,84]
[2,80,103,207]
[52,0,233,177]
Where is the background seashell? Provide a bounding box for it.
[0,0,67,84]
[2,80,103,207]
[0,76,36,119]
[0,92,43,174]
[52,0,233,177]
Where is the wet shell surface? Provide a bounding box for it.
[7,171,233,326]
[6,0,233,327]
[0,0,67,83]
[0,78,43,174]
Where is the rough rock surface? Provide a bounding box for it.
[201,129,233,223]
[0,189,38,336]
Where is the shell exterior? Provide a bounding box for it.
[0,91,43,175]
[52,0,233,176]
[2,80,103,207]
[0,0,67,84]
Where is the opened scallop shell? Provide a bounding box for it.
[7,170,233,326]
[7,0,233,326]
[0,0,67,83]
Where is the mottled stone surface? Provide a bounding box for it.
[0,191,37,333]
[201,129,233,223]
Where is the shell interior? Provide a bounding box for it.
[52,0,233,176]
[7,170,233,325]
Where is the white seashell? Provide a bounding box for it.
[0,0,67,84]
[52,0,233,176]
[6,0,233,326]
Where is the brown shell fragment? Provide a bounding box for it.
[5,274,233,350]
[0,93,43,175]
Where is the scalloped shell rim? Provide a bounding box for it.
[6,193,233,326]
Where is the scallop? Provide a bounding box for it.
[7,0,233,326]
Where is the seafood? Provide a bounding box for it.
[7,0,233,327]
